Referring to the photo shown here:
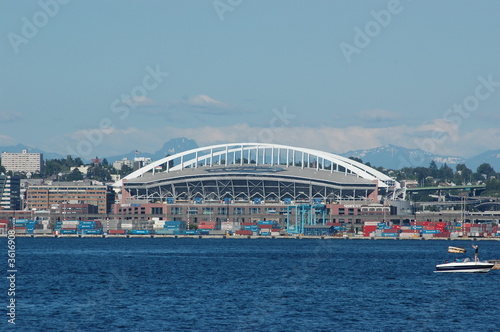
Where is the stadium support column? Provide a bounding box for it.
[225,145,228,166]
[240,145,244,166]
[256,146,259,166]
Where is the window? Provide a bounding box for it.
[233,207,245,215]
[202,207,213,215]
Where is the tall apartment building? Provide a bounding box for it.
[0,175,21,210]
[1,149,44,173]
[25,181,112,214]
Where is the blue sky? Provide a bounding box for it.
[1,0,500,159]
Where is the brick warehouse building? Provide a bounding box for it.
[25,181,114,215]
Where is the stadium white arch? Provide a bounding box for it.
[114,143,399,190]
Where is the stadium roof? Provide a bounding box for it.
[114,143,399,189]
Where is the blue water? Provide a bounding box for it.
[1,238,499,331]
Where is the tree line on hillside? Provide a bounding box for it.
[0,156,133,182]
[349,157,500,197]
[2,155,500,196]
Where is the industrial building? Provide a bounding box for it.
[25,181,114,214]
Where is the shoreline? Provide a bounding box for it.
[2,234,499,241]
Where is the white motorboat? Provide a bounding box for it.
[435,258,494,273]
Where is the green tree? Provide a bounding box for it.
[87,165,111,182]
[65,168,84,181]
[477,163,495,179]
[438,163,454,181]
[428,161,438,178]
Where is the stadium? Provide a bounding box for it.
[114,143,400,204]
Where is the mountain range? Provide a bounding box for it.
[1,140,499,171]
[340,144,500,171]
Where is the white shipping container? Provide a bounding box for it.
[399,233,419,238]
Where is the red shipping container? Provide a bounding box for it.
[235,230,252,235]
[198,225,215,230]
[271,229,281,232]
[383,229,399,233]
[0,220,9,224]
[199,221,216,225]
[108,229,126,234]
[241,222,257,226]
[258,224,273,229]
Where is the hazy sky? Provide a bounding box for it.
[1,0,500,159]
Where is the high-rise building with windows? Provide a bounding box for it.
[1,149,43,173]
[0,175,21,210]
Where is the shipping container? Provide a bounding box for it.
[258,224,273,229]
[422,229,440,234]
[235,230,252,235]
[257,220,274,225]
[155,229,179,235]
[59,229,77,234]
[130,230,150,235]
[381,232,398,237]
[83,229,103,234]
[107,229,126,235]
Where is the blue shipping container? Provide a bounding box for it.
[59,229,77,234]
[381,233,398,237]
[78,224,96,229]
[422,230,440,234]
[131,230,150,235]
[83,229,103,234]
[257,221,274,225]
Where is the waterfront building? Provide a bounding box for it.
[25,181,114,214]
[1,149,44,173]
[0,175,21,210]
[111,143,402,230]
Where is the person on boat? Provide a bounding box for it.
[472,244,479,262]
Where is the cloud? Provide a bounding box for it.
[0,134,16,146]
[356,109,401,122]
[0,110,23,122]
[121,96,155,107]
[39,116,500,159]
[166,94,239,115]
